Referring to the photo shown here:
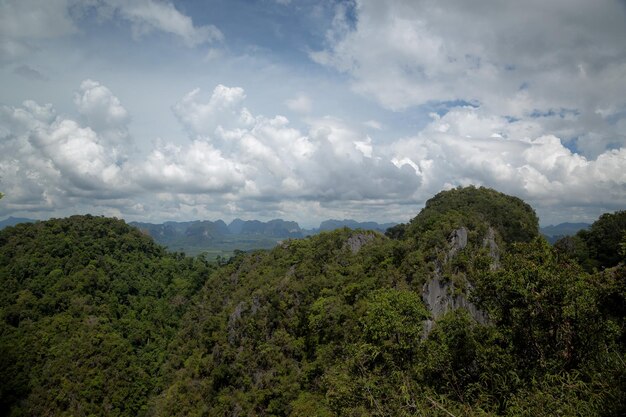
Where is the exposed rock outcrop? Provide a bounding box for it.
[422,275,489,326]
[345,233,376,254]
[482,226,500,270]
[447,227,468,260]
[422,227,490,334]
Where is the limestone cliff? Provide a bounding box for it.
[422,226,496,332]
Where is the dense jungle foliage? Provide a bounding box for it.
[554,210,626,272]
[0,186,625,416]
[0,216,215,416]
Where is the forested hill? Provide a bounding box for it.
[0,216,215,416]
[541,222,590,244]
[127,218,395,258]
[1,187,625,416]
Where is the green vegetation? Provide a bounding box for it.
[555,210,626,271]
[0,187,624,416]
[406,185,539,246]
[540,222,590,244]
[0,215,214,416]
[130,220,290,260]
[129,219,396,261]
[162,234,284,260]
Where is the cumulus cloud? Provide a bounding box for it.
[1,99,129,197]
[72,79,132,166]
[134,141,246,193]
[172,85,249,137]
[0,81,417,221]
[388,107,626,218]
[0,102,59,211]
[29,119,124,191]
[1,81,624,226]
[0,79,151,219]
[74,79,130,132]
[313,0,626,158]
[167,86,420,204]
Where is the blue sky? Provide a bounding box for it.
[1,0,625,227]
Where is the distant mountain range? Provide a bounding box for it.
[130,218,299,240]
[130,218,396,240]
[313,219,397,234]
[1,216,589,246]
[6,187,625,416]
[0,217,36,229]
[128,218,397,258]
[540,222,590,244]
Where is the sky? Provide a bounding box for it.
[1,0,625,228]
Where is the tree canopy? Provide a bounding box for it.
[0,215,214,416]
[406,185,539,246]
[555,210,626,272]
[0,188,624,416]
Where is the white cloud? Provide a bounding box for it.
[285,94,312,114]
[0,81,416,220]
[0,0,77,40]
[169,85,417,202]
[172,85,249,137]
[0,0,77,62]
[135,140,245,193]
[74,79,130,132]
[364,120,382,130]
[0,0,221,64]
[1,81,624,226]
[354,137,373,158]
[313,0,626,158]
[388,107,626,218]
[0,102,59,212]
[109,0,223,46]
[29,119,124,191]
[0,97,129,215]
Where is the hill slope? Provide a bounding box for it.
[152,187,624,416]
[0,217,36,230]
[1,189,625,416]
[0,216,213,416]
[541,222,590,244]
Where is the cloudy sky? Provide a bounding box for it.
[1,0,625,227]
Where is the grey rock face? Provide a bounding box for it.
[421,227,490,333]
[447,227,468,259]
[422,275,488,325]
[482,226,500,270]
[227,301,247,344]
[345,233,375,254]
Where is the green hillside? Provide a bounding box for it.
[1,188,625,416]
[0,215,215,416]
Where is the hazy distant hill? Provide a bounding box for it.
[3,188,625,416]
[0,217,36,229]
[130,219,303,258]
[315,219,397,233]
[228,218,303,238]
[3,216,583,249]
[130,218,397,258]
[540,222,590,243]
